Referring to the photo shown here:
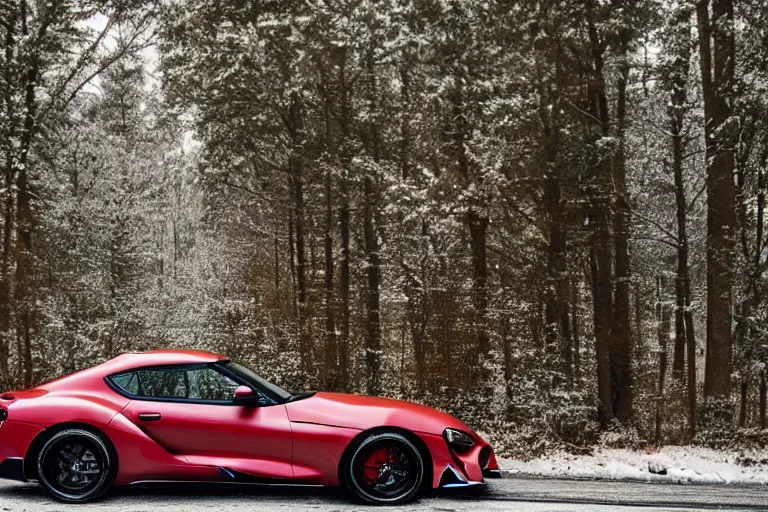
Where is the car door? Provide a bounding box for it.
[115,364,294,480]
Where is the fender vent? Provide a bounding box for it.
[479,446,491,469]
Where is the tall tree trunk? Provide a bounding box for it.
[317,61,336,389]
[323,168,337,389]
[500,271,513,403]
[734,128,758,431]
[760,371,766,428]
[288,96,309,380]
[172,219,178,279]
[321,74,338,388]
[274,231,280,294]
[655,275,671,443]
[0,3,18,384]
[404,264,427,390]
[337,48,351,392]
[501,315,513,402]
[542,116,572,382]
[21,308,31,388]
[572,277,581,380]
[468,217,489,383]
[698,0,736,423]
[0,166,11,379]
[15,6,39,388]
[672,101,688,382]
[363,176,381,395]
[15,161,32,389]
[293,177,308,374]
[687,300,700,436]
[739,381,748,427]
[756,164,766,430]
[634,282,643,358]
[539,54,572,382]
[309,222,317,287]
[362,48,382,396]
[107,243,117,358]
[398,54,428,391]
[591,241,614,428]
[587,14,614,427]
[667,6,697,435]
[288,208,297,317]
[613,33,634,423]
[449,79,489,388]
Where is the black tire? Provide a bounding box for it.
[345,432,424,505]
[36,428,116,503]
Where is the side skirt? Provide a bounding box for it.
[128,480,325,488]
[128,467,324,488]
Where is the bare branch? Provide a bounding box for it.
[564,98,603,126]
[47,9,120,105]
[630,209,679,243]
[41,12,156,118]
[219,177,273,203]
[682,148,706,160]
[645,119,675,138]
[61,24,156,110]
[631,235,680,250]
[687,180,707,213]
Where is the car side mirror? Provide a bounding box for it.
[235,385,255,399]
[233,385,264,406]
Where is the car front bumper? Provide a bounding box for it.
[417,431,501,488]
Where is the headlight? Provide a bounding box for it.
[443,428,475,452]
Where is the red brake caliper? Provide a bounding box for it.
[362,447,392,485]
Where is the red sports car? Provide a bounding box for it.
[0,349,500,504]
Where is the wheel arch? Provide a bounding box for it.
[337,426,433,490]
[23,421,118,480]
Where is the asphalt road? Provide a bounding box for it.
[0,476,767,511]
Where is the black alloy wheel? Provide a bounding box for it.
[36,428,116,503]
[347,432,424,505]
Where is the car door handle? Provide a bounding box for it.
[137,413,161,422]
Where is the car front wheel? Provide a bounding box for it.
[36,428,116,503]
[346,431,424,505]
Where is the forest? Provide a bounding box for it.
[1,0,767,456]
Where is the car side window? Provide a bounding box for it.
[110,366,244,403]
[187,368,239,401]
[138,369,188,398]
[111,372,140,395]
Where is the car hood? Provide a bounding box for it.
[284,392,473,436]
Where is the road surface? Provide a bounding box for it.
[1,476,766,511]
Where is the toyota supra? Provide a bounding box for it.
[0,349,500,504]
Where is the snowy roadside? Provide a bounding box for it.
[499,446,768,486]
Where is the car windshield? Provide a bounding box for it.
[221,361,292,402]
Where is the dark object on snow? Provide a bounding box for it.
[648,462,668,475]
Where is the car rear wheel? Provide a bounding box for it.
[346,432,424,505]
[36,428,116,503]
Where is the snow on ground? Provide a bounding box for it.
[500,446,768,485]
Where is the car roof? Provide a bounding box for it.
[106,349,229,373]
[38,349,229,391]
